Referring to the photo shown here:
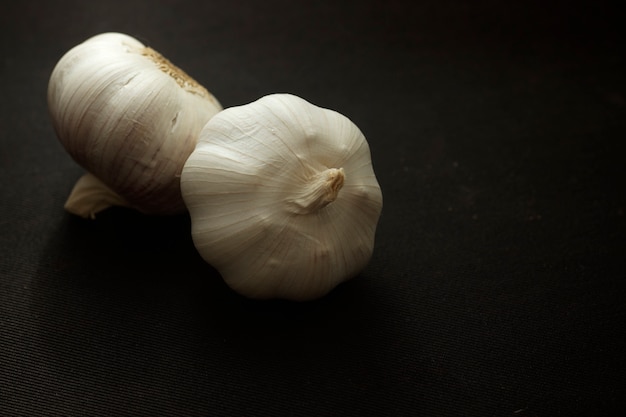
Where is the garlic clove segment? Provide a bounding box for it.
[181,94,383,301]
[48,32,223,216]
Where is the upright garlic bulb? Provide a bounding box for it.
[181,94,383,301]
[48,32,222,217]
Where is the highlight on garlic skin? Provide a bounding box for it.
[47,32,222,218]
[181,94,383,301]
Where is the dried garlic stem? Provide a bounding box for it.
[288,168,345,214]
[64,173,131,219]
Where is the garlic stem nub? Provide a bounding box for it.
[63,172,131,219]
[288,168,345,215]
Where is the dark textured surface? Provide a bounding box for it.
[2,0,626,415]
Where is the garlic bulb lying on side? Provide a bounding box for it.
[181,94,383,301]
[48,32,222,217]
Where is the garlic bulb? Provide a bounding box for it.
[181,94,383,301]
[48,32,222,217]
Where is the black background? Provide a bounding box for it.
[2,0,625,415]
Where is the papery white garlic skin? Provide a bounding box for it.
[48,32,222,216]
[181,94,383,301]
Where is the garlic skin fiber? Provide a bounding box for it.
[181,94,383,301]
[48,32,222,217]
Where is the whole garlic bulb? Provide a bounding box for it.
[181,94,383,301]
[48,32,222,217]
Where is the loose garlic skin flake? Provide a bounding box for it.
[48,32,222,217]
[181,94,383,301]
